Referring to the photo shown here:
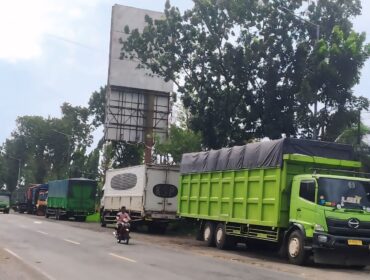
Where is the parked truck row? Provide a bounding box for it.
[4,138,370,267]
[12,178,97,221]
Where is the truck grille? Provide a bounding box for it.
[326,218,370,237]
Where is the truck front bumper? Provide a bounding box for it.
[312,232,370,266]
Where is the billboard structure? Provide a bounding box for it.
[105,5,173,163]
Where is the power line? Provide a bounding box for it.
[45,33,106,54]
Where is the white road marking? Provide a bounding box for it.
[109,253,137,263]
[34,221,43,224]
[4,248,56,280]
[63,239,80,245]
[4,248,22,259]
[36,230,49,235]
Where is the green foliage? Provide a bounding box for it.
[155,125,202,163]
[335,123,370,172]
[0,102,96,191]
[100,141,143,171]
[336,124,370,146]
[122,0,370,148]
[88,86,107,128]
[111,142,144,168]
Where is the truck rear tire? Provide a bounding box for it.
[203,222,215,247]
[215,223,234,250]
[76,216,86,222]
[100,219,107,227]
[287,230,308,265]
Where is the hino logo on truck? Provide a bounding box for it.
[348,218,360,229]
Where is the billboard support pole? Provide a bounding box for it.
[144,94,155,164]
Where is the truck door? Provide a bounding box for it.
[292,179,317,233]
[145,169,178,214]
[71,183,95,211]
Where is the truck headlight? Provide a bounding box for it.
[314,224,325,232]
[317,235,328,243]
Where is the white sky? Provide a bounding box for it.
[0,0,369,146]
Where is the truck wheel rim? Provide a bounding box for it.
[288,237,300,257]
[216,228,223,243]
[204,226,211,241]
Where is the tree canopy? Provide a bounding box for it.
[122,0,370,149]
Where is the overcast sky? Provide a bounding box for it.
[0,0,369,147]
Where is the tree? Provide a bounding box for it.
[1,136,27,192]
[335,123,370,172]
[121,0,370,148]
[88,86,107,128]
[0,102,95,189]
[155,124,202,163]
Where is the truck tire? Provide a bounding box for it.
[215,223,234,250]
[287,230,308,265]
[100,216,107,227]
[55,210,60,220]
[76,216,86,222]
[203,222,215,247]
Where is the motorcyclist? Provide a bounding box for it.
[115,206,131,236]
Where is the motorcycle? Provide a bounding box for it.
[114,222,130,244]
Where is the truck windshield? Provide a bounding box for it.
[39,192,47,201]
[317,177,370,210]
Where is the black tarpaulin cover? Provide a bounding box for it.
[180,138,354,174]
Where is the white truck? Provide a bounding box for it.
[100,165,179,232]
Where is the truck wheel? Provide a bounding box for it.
[287,230,308,265]
[76,216,86,222]
[55,210,60,220]
[203,222,215,247]
[215,223,234,250]
[100,216,106,227]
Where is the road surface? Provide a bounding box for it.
[0,213,369,280]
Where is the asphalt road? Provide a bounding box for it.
[0,213,298,280]
[1,213,370,280]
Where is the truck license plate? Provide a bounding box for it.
[348,240,363,246]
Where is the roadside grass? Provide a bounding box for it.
[86,212,100,223]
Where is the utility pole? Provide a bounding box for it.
[8,156,21,189]
[357,110,361,145]
[278,6,321,140]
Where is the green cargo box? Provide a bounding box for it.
[179,145,360,229]
[0,192,10,213]
[47,178,97,214]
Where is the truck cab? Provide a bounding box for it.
[289,174,370,266]
[0,192,10,214]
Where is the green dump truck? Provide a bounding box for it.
[178,139,370,267]
[0,191,10,214]
[45,178,97,221]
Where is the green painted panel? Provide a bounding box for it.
[47,179,96,213]
[178,153,362,228]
